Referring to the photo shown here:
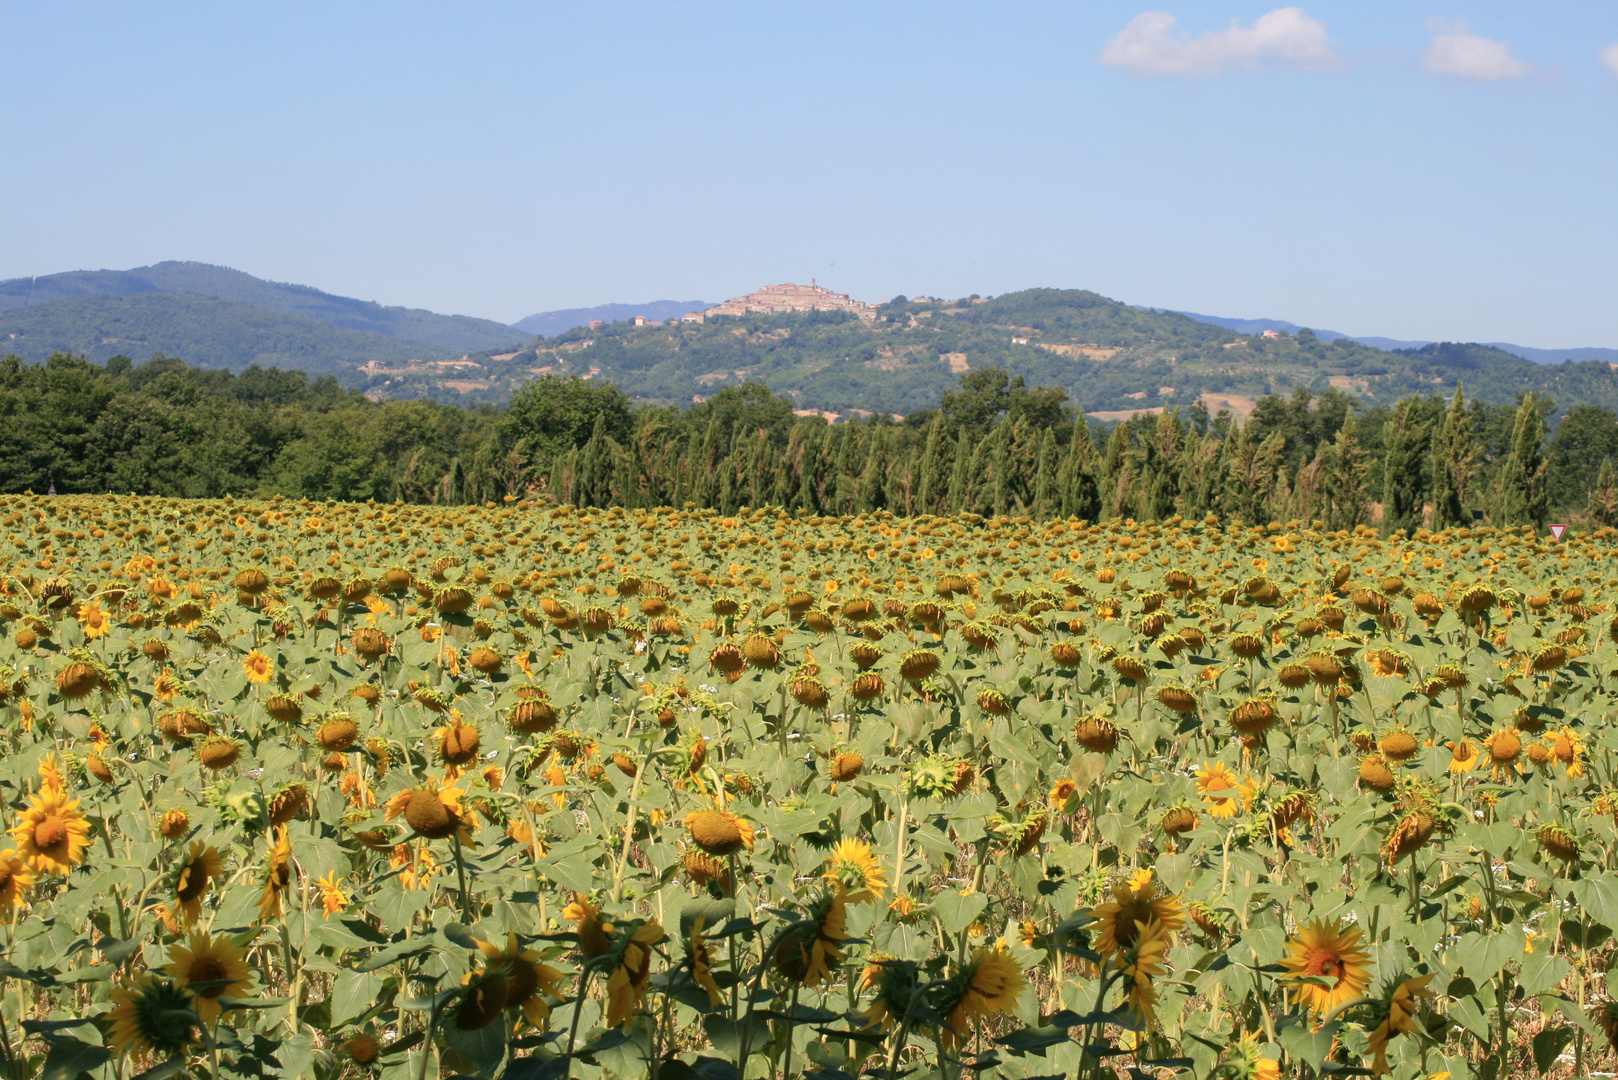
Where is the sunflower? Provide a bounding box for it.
[1228,1031,1281,1080]
[936,944,1026,1046]
[1195,762,1250,819]
[822,838,886,904]
[685,917,725,1008]
[1549,727,1586,778]
[384,784,471,842]
[37,755,65,795]
[1483,728,1522,779]
[1113,917,1169,1031]
[11,787,91,875]
[316,872,349,917]
[0,850,35,917]
[105,976,196,1057]
[257,827,293,922]
[1445,740,1479,774]
[1279,919,1373,1016]
[685,810,755,857]
[1364,973,1435,1075]
[77,601,111,639]
[474,932,565,1027]
[173,842,223,926]
[563,892,612,958]
[603,920,665,1028]
[163,930,256,1025]
[858,957,921,1033]
[1088,870,1185,958]
[773,887,849,987]
[242,649,273,684]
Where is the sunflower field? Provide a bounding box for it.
[4,494,1618,1080]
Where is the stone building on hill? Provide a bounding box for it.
[697,280,876,322]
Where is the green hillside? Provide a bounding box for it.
[0,261,524,354]
[404,289,1618,415]
[3,276,1612,416]
[0,292,436,375]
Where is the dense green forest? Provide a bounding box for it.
[8,351,1618,532]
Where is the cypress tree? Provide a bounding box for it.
[832,426,858,515]
[1590,458,1618,528]
[916,414,946,514]
[1322,418,1369,531]
[1058,409,1099,521]
[795,427,821,512]
[1430,385,1474,531]
[1381,401,1427,535]
[1490,392,1548,528]
[1032,427,1059,519]
[988,420,1012,517]
[946,430,971,514]
[855,425,885,512]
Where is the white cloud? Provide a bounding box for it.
[1421,21,1532,80]
[1100,7,1337,77]
[1601,42,1618,80]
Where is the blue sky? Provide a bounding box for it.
[3,2,1616,345]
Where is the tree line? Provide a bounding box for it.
[7,351,1618,530]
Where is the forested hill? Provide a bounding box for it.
[0,262,523,355]
[0,293,436,377]
[420,288,1618,415]
[4,271,1616,415]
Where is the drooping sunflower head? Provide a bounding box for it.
[384,784,467,841]
[474,932,564,1028]
[1088,870,1185,958]
[771,887,848,987]
[685,810,755,857]
[173,842,224,926]
[935,944,1026,1046]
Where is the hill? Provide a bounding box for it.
[512,299,710,337]
[0,261,523,354]
[1177,310,1618,367]
[387,287,1618,417]
[0,292,433,376]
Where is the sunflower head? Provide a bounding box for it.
[685,810,754,857]
[105,976,197,1057]
[823,838,886,904]
[935,945,1025,1045]
[1279,918,1372,1016]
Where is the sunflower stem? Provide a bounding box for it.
[452,831,471,924]
[559,966,595,1080]
[779,982,801,1080]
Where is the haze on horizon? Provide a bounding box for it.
[3,2,1616,347]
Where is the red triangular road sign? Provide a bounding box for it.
[1550,524,1568,540]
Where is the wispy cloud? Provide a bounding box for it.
[1100,7,1337,77]
[1421,20,1532,80]
[1601,42,1618,80]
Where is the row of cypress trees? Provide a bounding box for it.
[533,385,1557,531]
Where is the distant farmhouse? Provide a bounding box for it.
[683,281,877,324]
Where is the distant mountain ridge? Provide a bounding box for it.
[511,300,711,338]
[4,262,1617,414]
[1176,310,1618,367]
[0,261,524,354]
